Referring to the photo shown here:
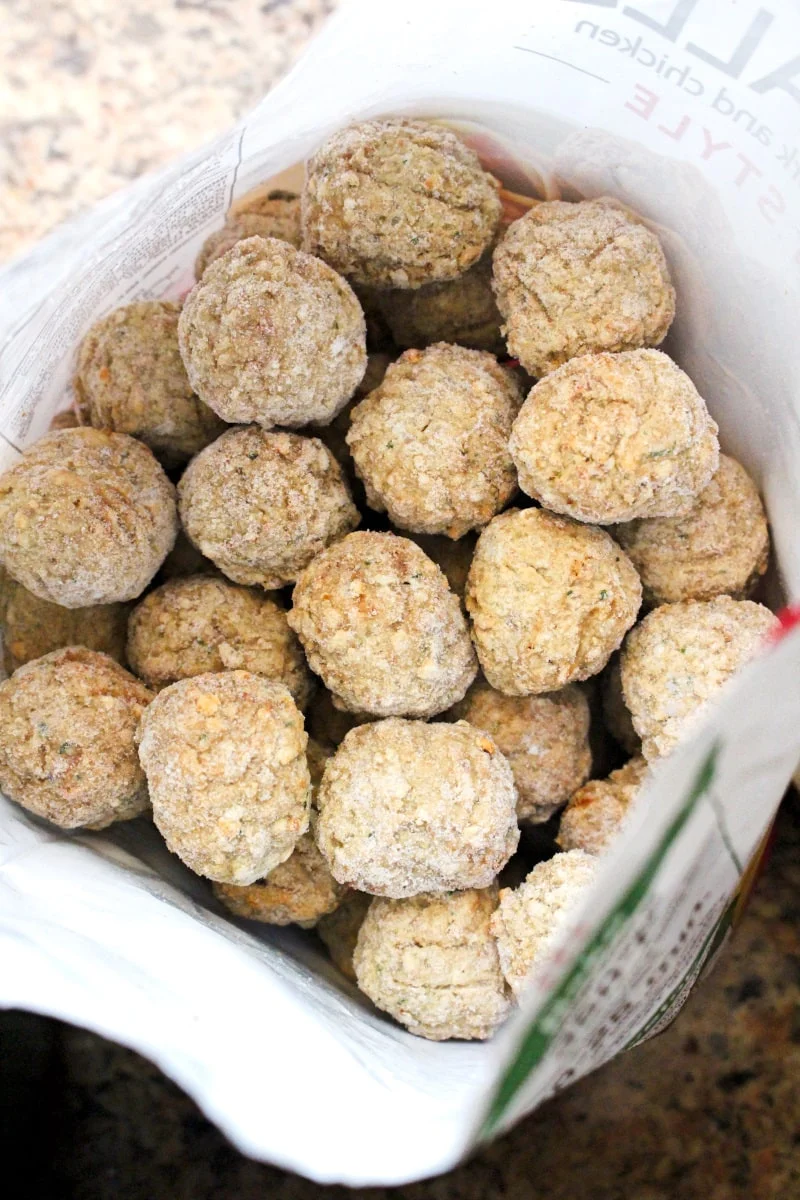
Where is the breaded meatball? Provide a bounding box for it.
[0,647,152,830]
[601,654,641,755]
[0,429,177,608]
[347,344,522,538]
[317,890,372,980]
[447,678,591,823]
[178,237,366,428]
[406,532,476,600]
[492,198,675,376]
[136,671,310,885]
[353,888,512,1040]
[558,757,649,855]
[306,687,377,748]
[302,120,502,289]
[315,718,518,897]
[126,575,312,707]
[378,252,504,352]
[179,427,359,590]
[466,509,641,695]
[490,850,597,997]
[195,191,301,278]
[613,455,769,606]
[289,532,477,717]
[510,351,719,524]
[74,302,226,468]
[310,351,394,473]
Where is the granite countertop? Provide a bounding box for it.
[1,3,799,1197]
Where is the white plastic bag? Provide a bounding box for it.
[1,0,800,1185]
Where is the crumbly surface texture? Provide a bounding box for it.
[288,531,477,717]
[601,654,641,754]
[378,251,504,352]
[315,718,519,898]
[558,757,649,856]
[178,236,367,427]
[0,428,177,608]
[178,427,360,590]
[126,575,312,707]
[406,532,476,599]
[347,344,522,538]
[491,850,597,998]
[74,301,226,469]
[302,120,502,289]
[510,350,719,524]
[447,678,592,823]
[492,198,675,376]
[213,834,345,928]
[465,508,642,695]
[317,890,372,980]
[136,671,310,885]
[620,597,777,761]
[195,194,302,278]
[0,647,152,830]
[614,455,769,605]
[353,887,513,1040]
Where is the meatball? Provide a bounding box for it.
[620,597,777,761]
[378,251,504,352]
[466,509,641,695]
[317,890,372,980]
[178,236,366,428]
[601,655,641,755]
[178,427,359,590]
[126,575,312,708]
[353,888,512,1040]
[347,344,522,538]
[492,198,675,376]
[315,718,518,898]
[557,757,649,855]
[447,678,592,823]
[310,351,394,473]
[406,532,476,600]
[0,429,177,608]
[195,191,301,278]
[0,647,152,830]
[136,671,310,885]
[613,455,769,606]
[510,351,719,525]
[490,850,597,998]
[74,302,226,468]
[288,531,477,717]
[302,119,502,289]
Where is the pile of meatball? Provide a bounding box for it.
[0,119,774,1042]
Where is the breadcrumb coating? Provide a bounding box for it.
[557,757,649,855]
[378,251,504,352]
[195,191,301,278]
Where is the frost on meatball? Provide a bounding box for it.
[0,429,177,608]
[613,455,769,606]
[490,850,597,998]
[510,351,719,525]
[316,718,518,898]
[195,191,302,278]
[466,509,641,696]
[447,678,592,823]
[353,888,513,1040]
[492,198,675,377]
[136,671,310,885]
[302,120,502,289]
[378,251,504,352]
[347,344,522,538]
[0,647,152,830]
[126,575,312,707]
[620,597,777,761]
[317,890,372,980]
[179,427,360,590]
[178,236,366,428]
[558,757,649,856]
[601,654,641,755]
[406,532,476,600]
[288,532,477,717]
[74,302,226,468]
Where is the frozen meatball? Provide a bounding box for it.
[74,302,226,468]
[406,532,476,600]
[195,192,302,278]
[353,888,512,1040]
[136,671,310,885]
[0,647,152,830]
[348,344,522,538]
[601,655,641,755]
[179,427,359,590]
[179,236,366,428]
[490,850,597,997]
[447,678,591,823]
[466,509,641,695]
[289,532,477,717]
[310,351,394,472]
[492,198,675,376]
[0,428,177,608]
[126,575,312,707]
[510,351,719,524]
[621,597,777,761]
[316,718,518,897]
[317,890,372,980]
[614,455,769,606]
[378,252,504,352]
[558,757,649,856]
[303,119,502,289]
